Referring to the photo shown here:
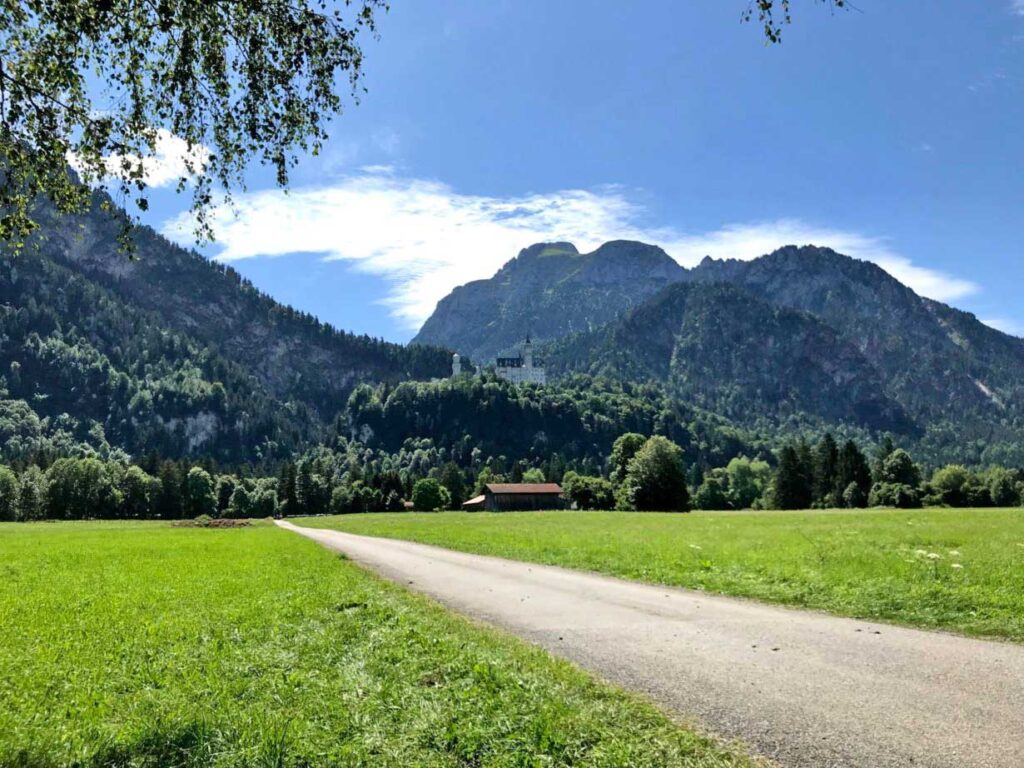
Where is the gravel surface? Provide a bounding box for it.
[278,520,1024,768]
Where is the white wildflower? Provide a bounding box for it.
[949,550,961,557]
[926,552,941,560]
[951,563,964,570]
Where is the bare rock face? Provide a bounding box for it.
[412,240,686,361]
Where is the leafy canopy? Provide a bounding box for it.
[0,0,385,248]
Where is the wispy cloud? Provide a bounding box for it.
[70,129,209,188]
[1013,0,1024,16]
[161,172,979,331]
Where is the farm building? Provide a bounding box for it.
[461,483,564,511]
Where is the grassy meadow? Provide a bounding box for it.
[0,521,754,768]
[298,508,1024,641]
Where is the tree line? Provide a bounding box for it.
[3,431,1023,522]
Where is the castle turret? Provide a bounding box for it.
[522,335,533,368]
[452,352,462,377]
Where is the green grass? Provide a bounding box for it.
[297,508,1024,641]
[0,521,754,768]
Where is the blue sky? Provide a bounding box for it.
[137,1,1024,341]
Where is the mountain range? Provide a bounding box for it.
[5,183,1023,469]
[416,242,1024,463]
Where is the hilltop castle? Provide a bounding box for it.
[451,336,545,385]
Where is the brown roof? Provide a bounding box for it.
[485,483,562,495]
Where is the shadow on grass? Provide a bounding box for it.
[2,719,304,768]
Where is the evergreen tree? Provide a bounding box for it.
[278,462,298,515]
[771,445,813,510]
[295,459,329,516]
[812,433,839,506]
[155,462,184,519]
[836,440,871,506]
[439,462,467,508]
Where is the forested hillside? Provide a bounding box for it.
[550,282,916,436]
[0,191,451,466]
[31,192,452,416]
[341,373,764,474]
[0,248,320,465]
[419,240,1024,466]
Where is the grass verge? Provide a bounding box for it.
[297,508,1024,641]
[0,521,753,767]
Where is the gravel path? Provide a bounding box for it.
[277,520,1024,768]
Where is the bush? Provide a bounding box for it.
[562,472,614,510]
[183,467,217,518]
[330,485,356,515]
[693,474,730,511]
[619,436,689,512]
[412,478,450,512]
[227,485,253,518]
[869,482,921,509]
[842,481,867,509]
[0,465,18,521]
[16,466,46,521]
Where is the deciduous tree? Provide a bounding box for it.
[0,0,386,248]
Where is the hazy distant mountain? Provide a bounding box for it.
[412,240,686,361]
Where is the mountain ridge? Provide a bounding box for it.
[417,240,1024,462]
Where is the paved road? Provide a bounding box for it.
[277,520,1024,768]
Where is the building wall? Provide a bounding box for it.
[484,492,564,511]
[496,365,546,385]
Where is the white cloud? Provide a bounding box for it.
[71,129,209,188]
[1013,0,1024,16]
[161,172,979,331]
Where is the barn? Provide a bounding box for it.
[461,483,564,512]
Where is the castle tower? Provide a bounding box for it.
[522,334,533,368]
[452,352,462,377]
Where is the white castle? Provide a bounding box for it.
[493,336,546,385]
[451,336,546,385]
